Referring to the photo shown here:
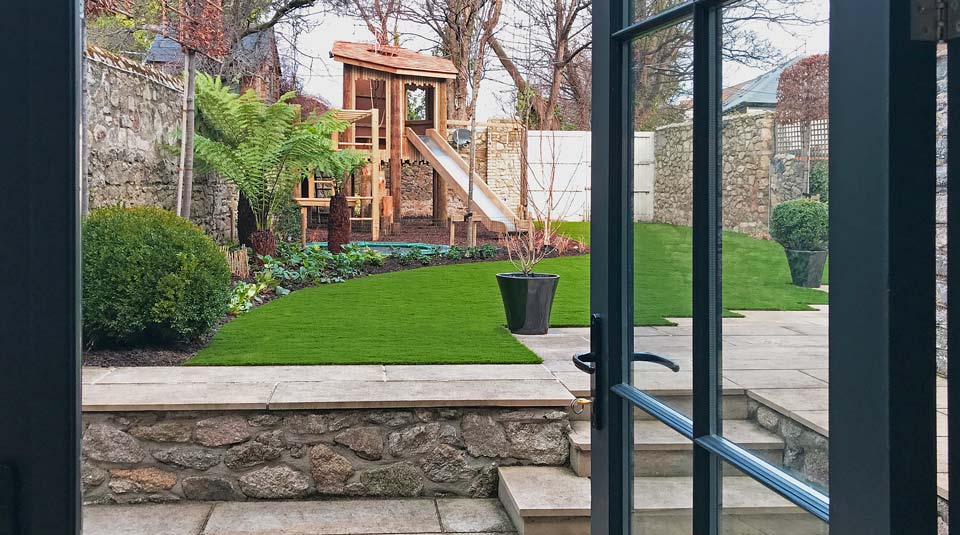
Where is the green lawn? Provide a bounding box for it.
[189,223,828,365]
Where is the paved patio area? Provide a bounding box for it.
[78,305,949,532]
[83,498,516,535]
[516,304,949,498]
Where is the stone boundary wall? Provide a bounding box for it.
[453,123,524,217]
[84,46,237,241]
[81,407,570,504]
[654,111,778,238]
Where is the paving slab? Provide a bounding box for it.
[723,370,827,390]
[269,379,573,409]
[82,367,114,385]
[437,498,516,533]
[723,335,829,348]
[98,366,384,384]
[203,500,442,535]
[568,420,782,451]
[83,503,212,535]
[799,369,829,382]
[384,364,554,382]
[746,389,830,416]
[83,382,276,411]
[790,411,829,436]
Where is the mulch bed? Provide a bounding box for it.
[82,233,588,368]
[305,218,504,247]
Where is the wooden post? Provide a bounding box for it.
[467,219,477,247]
[370,109,381,241]
[449,219,456,246]
[432,169,448,225]
[436,81,448,134]
[300,207,308,249]
[390,76,404,224]
[343,65,356,146]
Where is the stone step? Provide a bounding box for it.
[569,392,750,422]
[567,420,784,477]
[498,466,824,535]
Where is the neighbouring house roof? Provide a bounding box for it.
[145,29,278,68]
[722,57,801,114]
[144,34,183,64]
[330,41,457,79]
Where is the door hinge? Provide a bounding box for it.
[913,0,960,42]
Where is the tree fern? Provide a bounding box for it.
[193,73,359,232]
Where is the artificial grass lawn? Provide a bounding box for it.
[189,223,828,365]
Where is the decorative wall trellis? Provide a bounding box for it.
[775,119,829,158]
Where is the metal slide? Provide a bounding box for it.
[406,128,518,233]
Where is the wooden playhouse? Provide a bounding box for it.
[293,41,521,246]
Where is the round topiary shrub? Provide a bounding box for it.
[769,199,829,251]
[83,206,231,347]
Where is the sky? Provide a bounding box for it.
[279,0,829,121]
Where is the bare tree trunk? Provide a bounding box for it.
[177,49,198,219]
[801,121,812,196]
[466,112,478,246]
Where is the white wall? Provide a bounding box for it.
[526,131,655,222]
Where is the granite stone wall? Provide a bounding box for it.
[81,408,570,504]
[653,110,777,238]
[84,47,238,241]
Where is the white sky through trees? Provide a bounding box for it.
[282,0,828,121]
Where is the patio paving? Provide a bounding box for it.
[82,498,516,535]
[515,304,950,498]
[78,304,948,531]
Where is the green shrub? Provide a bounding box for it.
[769,199,829,251]
[809,160,829,202]
[83,206,230,347]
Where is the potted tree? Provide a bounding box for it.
[498,227,572,334]
[770,198,829,288]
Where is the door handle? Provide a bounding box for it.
[633,352,681,372]
[571,315,680,430]
[572,351,680,374]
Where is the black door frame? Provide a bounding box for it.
[1,1,83,534]
[590,1,941,534]
[0,0,946,534]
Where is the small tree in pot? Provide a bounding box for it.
[770,199,829,288]
[496,119,586,335]
[498,226,573,334]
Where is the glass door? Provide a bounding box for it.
[587,0,943,534]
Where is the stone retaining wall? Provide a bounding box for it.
[83,47,238,241]
[748,399,827,491]
[81,407,570,504]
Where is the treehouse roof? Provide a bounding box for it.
[331,41,457,80]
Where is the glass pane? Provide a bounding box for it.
[936,40,949,530]
[630,422,693,534]
[631,0,687,25]
[631,21,697,418]
[718,0,830,489]
[721,461,828,534]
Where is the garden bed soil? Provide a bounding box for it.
[305,218,505,247]
[82,237,588,368]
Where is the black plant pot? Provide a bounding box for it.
[496,273,560,335]
[784,249,828,288]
